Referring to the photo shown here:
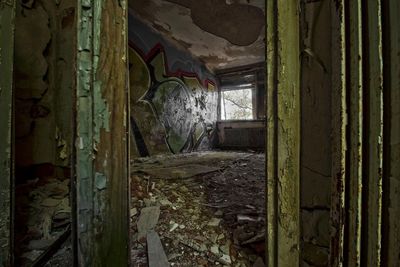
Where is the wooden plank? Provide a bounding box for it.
[0,1,15,266]
[382,0,400,266]
[346,1,363,266]
[363,1,384,266]
[266,0,300,266]
[147,231,169,267]
[329,1,347,266]
[75,0,129,266]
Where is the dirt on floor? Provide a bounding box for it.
[130,151,266,267]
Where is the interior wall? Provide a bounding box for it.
[216,120,265,150]
[300,1,332,266]
[14,0,75,178]
[128,12,218,158]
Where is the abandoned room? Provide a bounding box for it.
[0,0,399,267]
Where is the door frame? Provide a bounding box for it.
[74,0,130,266]
[265,0,301,266]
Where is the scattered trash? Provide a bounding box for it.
[15,177,71,265]
[208,218,221,227]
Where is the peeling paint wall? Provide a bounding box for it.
[14,0,75,175]
[300,1,332,266]
[129,13,218,158]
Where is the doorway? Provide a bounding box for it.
[128,0,267,265]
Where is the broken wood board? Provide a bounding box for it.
[137,206,160,241]
[147,231,169,267]
[136,164,220,179]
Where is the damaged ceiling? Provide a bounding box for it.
[128,0,265,71]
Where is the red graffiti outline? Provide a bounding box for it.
[128,41,216,89]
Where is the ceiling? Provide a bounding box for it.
[128,0,265,72]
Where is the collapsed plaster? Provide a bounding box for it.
[164,0,264,46]
[128,0,265,71]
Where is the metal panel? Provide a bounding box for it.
[266,0,300,266]
[0,1,15,266]
[346,1,363,266]
[75,0,129,265]
[329,1,347,266]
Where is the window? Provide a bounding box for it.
[219,71,258,120]
[221,88,253,120]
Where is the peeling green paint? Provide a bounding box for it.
[95,172,107,190]
[76,1,95,265]
[92,0,110,145]
[93,80,110,144]
[76,0,129,265]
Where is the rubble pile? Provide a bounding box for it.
[15,177,71,265]
[130,152,265,267]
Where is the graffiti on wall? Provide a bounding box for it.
[129,43,218,157]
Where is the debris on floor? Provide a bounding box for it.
[14,177,71,266]
[130,151,265,267]
[137,164,220,179]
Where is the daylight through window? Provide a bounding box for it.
[221,88,253,120]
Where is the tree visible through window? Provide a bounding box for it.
[221,88,253,120]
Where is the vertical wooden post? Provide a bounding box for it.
[75,0,129,265]
[329,1,346,266]
[265,0,277,265]
[266,0,300,266]
[362,1,384,266]
[0,1,15,266]
[346,1,363,266]
[382,0,400,266]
